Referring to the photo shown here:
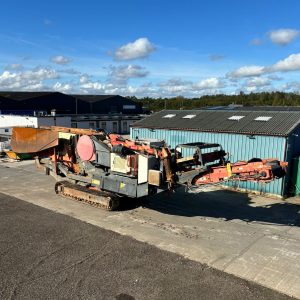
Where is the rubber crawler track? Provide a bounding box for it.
[55,181,120,211]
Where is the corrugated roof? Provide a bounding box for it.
[0,91,56,101]
[235,106,300,111]
[70,95,120,103]
[202,105,300,111]
[132,110,300,136]
[0,92,126,103]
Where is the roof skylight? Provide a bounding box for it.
[162,114,176,118]
[254,116,272,121]
[228,115,245,121]
[182,114,196,119]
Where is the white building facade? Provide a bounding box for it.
[0,115,71,141]
[71,114,142,134]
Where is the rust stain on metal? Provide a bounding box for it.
[11,127,59,153]
[39,126,104,136]
[148,169,161,186]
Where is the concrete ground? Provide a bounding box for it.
[0,160,300,299]
[0,193,293,300]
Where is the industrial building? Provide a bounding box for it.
[0,92,144,134]
[204,105,300,111]
[131,109,300,197]
[0,92,143,115]
[71,114,141,134]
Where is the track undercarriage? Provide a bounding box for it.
[55,181,121,211]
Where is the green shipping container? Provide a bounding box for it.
[291,157,300,195]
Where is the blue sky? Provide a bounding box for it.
[0,0,300,97]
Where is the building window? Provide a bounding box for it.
[4,128,9,132]
[123,121,128,133]
[113,122,118,133]
[71,122,77,128]
[101,122,106,130]
[89,122,95,129]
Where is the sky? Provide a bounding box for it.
[0,0,300,98]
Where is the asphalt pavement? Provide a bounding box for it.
[0,193,295,300]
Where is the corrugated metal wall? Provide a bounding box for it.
[131,127,287,196]
[285,127,300,194]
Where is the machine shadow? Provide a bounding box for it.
[138,187,300,227]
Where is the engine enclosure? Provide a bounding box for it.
[75,135,163,198]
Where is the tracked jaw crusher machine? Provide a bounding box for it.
[11,126,287,210]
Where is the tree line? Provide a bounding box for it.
[128,92,300,112]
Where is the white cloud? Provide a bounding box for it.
[245,77,270,87]
[80,81,104,91]
[50,55,71,65]
[114,38,155,60]
[108,64,148,84]
[58,68,80,75]
[79,80,128,95]
[0,67,59,91]
[193,77,224,90]
[23,67,59,80]
[79,74,92,84]
[123,84,153,95]
[227,65,265,78]
[269,53,300,72]
[269,29,299,45]
[244,86,257,92]
[77,65,149,94]
[53,82,73,92]
[228,53,300,79]
[155,77,225,96]
[159,78,192,93]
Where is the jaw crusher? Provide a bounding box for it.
[11,126,288,210]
